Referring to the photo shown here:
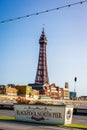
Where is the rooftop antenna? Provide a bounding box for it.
[43,24,45,30]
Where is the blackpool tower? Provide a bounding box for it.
[35,28,49,84]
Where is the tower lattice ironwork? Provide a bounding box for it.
[35,28,49,84]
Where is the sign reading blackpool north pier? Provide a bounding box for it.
[14,104,73,125]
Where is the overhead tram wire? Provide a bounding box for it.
[0,0,87,24]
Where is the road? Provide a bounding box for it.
[0,121,83,130]
[0,109,87,130]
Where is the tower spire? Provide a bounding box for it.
[35,28,49,84]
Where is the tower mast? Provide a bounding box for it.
[35,28,49,84]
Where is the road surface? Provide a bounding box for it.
[0,121,84,130]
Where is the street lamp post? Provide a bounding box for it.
[74,77,77,99]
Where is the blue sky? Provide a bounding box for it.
[0,0,87,96]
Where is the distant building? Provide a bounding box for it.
[49,84,63,99]
[16,85,39,99]
[29,83,65,99]
[56,86,64,99]
[49,84,58,99]
[16,85,32,97]
[79,96,87,100]
[6,87,18,96]
[70,91,77,100]
[65,82,69,89]
[0,85,6,94]
[28,84,45,95]
[6,84,16,88]
[63,82,70,100]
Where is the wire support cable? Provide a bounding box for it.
[0,0,87,24]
